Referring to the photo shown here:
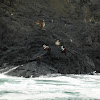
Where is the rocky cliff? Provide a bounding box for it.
[0,0,100,77]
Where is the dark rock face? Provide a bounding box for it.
[0,0,100,77]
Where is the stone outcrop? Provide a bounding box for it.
[0,0,100,77]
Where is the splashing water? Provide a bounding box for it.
[0,74,100,100]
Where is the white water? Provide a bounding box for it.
[3,66,19,74]
[0,74,100,100]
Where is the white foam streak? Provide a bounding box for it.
[3,66,19,74]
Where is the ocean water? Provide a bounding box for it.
[0,74,100,100]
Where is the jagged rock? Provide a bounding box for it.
[6,62,57,78]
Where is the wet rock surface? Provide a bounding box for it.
[0,0,100,77]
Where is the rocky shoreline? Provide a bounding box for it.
[0,0,100,77]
